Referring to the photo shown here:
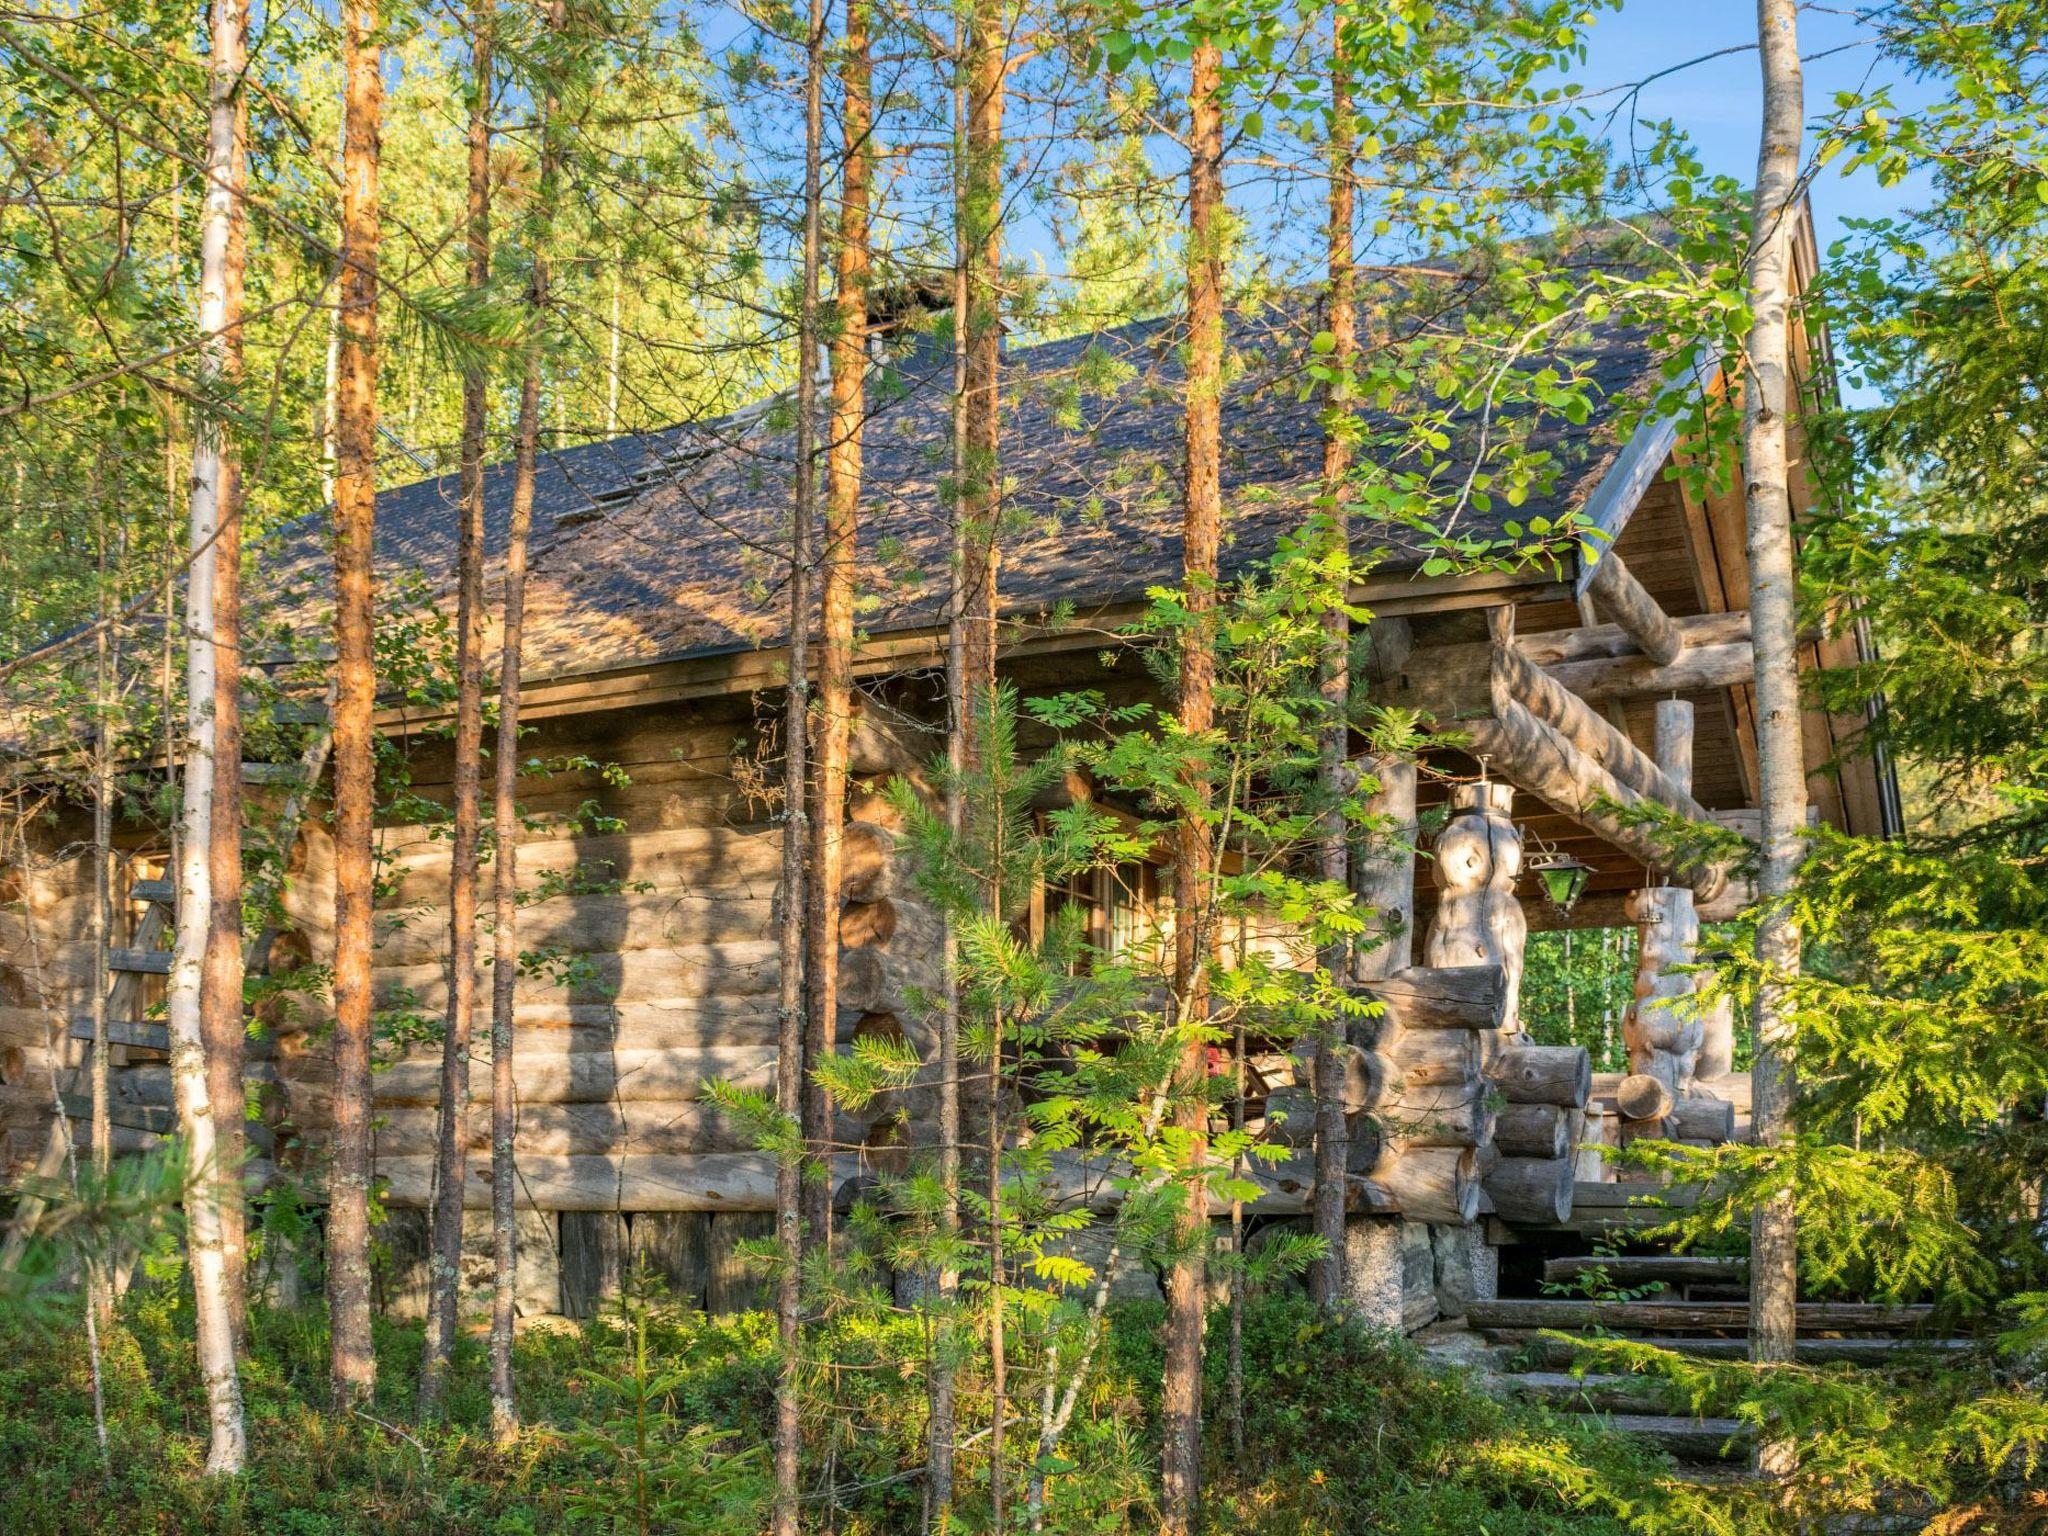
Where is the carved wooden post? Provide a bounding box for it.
[1423,782,1526,1035]
[1336,755,1418,1325]
[1624,886,1704,1103]
[1350,756,1417,986]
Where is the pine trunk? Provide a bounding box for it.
[1309,14,1356,1312]
[166,0,251,1469]
[421,2,493,1415]
[327,0,383,1413]
[490,0,565,1443]
[772,0,826,1516]
[958,3,1005,701]
[1744,0,1807,1437]
[1161,38,1224,1536]
[804,0,870,1254]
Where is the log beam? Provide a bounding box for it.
[1459,700,1733,901]
[1583,551,1683,666]
[1375,611,1753,716]
[1490,642,1711,822]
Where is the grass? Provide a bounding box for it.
[0,1283,1683,1535]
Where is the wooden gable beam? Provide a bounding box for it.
[1581,551,1682,667]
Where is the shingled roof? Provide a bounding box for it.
[258,283,1673,689]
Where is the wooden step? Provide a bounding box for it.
[129,878,175,907]
[1470,1298,1934,1335]
[240,762,299,785]
[1543,1254,1747,1288]
[60,1094,174,1135]
[1500,1332,1973,1369]
[269,698,329,725]
[108,948,172,976]
[1570,1180,1702,1208]
[67,1018,170,1052]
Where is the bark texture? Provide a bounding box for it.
[327,0,383,1412]
[1744,0,1807,1427]
[772,0,826,1516]
[804,0,870,1251]
[1161,39,1225,1535]
[956,1,1006,702]
[420,3,492,1415]
[1309,13,1356,1312]
[489,0,564,1442]
[201,6,251,1341]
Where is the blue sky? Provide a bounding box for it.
[1576,3,1932,251]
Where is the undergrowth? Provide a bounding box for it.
[0,1287,1676,1535]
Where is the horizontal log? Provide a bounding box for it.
[376,1151,802,1210]
[1616,1073,1675,1123]
[1568,1179,1700,1209]
[1542,1254,1747,1287]
[375,890,782,968]
[1375,612,1753,718]
[291,1042,777,1107]
[1489,1044,1590,1106]
[1360,964,1507,1031]
[1667,1095,1736,1143]
[275,996,782,1045]
[1467,1297,1934,1335]
[1383,1028,1482,1087]
[373,939,782,1011]
[0,1006,58,1049]
[361,1100,874,1158]
[68,1019,170,1051]
[1373,1145,1481,1225]
[1483,1155,1575,1225]
[1495,1101,1571,1159]
[74,1061,282,1110]
[1379,1092,1493,1149]
[1504,1333,1971,1368]
[382,824,783,905]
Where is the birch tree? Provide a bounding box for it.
[420,0,494,1415]
[200,6,251,1339]
[1742,0,1808,1437]
[164,0,251,1468]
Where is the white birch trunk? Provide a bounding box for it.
[167,0,250,1472]
[1744,0,1807,1453]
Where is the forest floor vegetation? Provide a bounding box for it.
[0,1284,1669,1535]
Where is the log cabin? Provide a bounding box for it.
[0,210,1896,1326]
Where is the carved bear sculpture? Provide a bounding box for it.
[1423,783,1526,1035]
